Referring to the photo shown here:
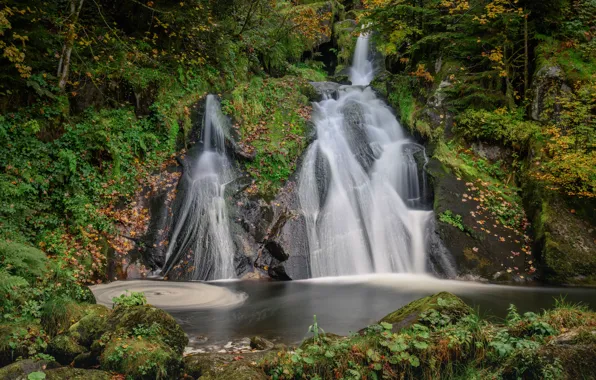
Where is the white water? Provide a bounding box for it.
[162,95,236,280]
[299,35,436,277]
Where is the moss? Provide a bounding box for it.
[379,292,472,332]
[200,360,267,380]
[100,337,181,380]
[48,335,87,365]
[68,304,111,347]
[0,323,48,366]
[43,367,112,380]
[105,305,188,354]
[524,180,596,285]
[0,358,59,379]
[41,298,89,337]
[184,353,269,380]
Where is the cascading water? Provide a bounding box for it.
[299,35,444,277]
[162,95,236,281]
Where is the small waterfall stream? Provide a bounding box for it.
[162,95,236,281]
[298,35,440,277]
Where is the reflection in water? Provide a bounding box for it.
[166,275,596,346]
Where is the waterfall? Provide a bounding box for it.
[298,35,437,277]
[162,95,236,281]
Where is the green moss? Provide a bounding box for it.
[222,76,314,198]
[0,358,58,379]
[380,292,472,331]
[101,338,181,380]
[68,304,111,347]
[0,323,48,366]
[104,305,188,354]
[184,353,271,380]
[47,334,86,365]
[40,297,88,337]
[43,367,112,380]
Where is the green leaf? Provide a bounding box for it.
[380,321,393,331]
[28,372,46,380]
[409,355,420,367]
[302,356,315,364]
[413,341,429,350]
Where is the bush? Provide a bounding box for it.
[455,109,541,148]
[112,291,147,308]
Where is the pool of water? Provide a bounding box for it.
[156,274,596,345]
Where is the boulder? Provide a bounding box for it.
[43,367,112,380]
[47,335,86,365]
[68,304,111,347]
[100,338,181,380]
[0,324,47,366]
[105,305,188,354]
[250,336,274,351]
[379,292,472,332]
[41,299,94,338]
[184,353,268,380]
[0,359,59,380]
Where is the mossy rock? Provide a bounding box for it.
[105,305,188,354]
[0,324,48,366]
[379,292,472,332]
[68,304,111,347]
[184,353,268,380]
[41,298,89,337]
[100,337,181,380]
[43,367,112,379]
[524,180,596,285]
[48,335,87,365]
[0,358,59,380]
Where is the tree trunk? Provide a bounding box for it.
[524,12,529,99]
[58,0,85,91]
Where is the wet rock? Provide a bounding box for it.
[250,336,274,351]
[0,359,59,380]
[379,292,472,332]
[256,180,311,280]
[310,81,341,99]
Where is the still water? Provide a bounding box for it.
[158,274,596,345]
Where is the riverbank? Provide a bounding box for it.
[1,288,595,379]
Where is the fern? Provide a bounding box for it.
[0,269,28,295]
[0,240,48,281]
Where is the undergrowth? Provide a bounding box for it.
[263,298,596,380]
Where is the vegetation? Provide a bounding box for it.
[364,0,596,199]
[263,294,596,380]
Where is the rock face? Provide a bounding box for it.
[530,65,571,122]
[379,292,472,332]
[524,180,596,285]
[426,159,529,282]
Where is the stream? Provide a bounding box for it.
[92,276,596,347]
